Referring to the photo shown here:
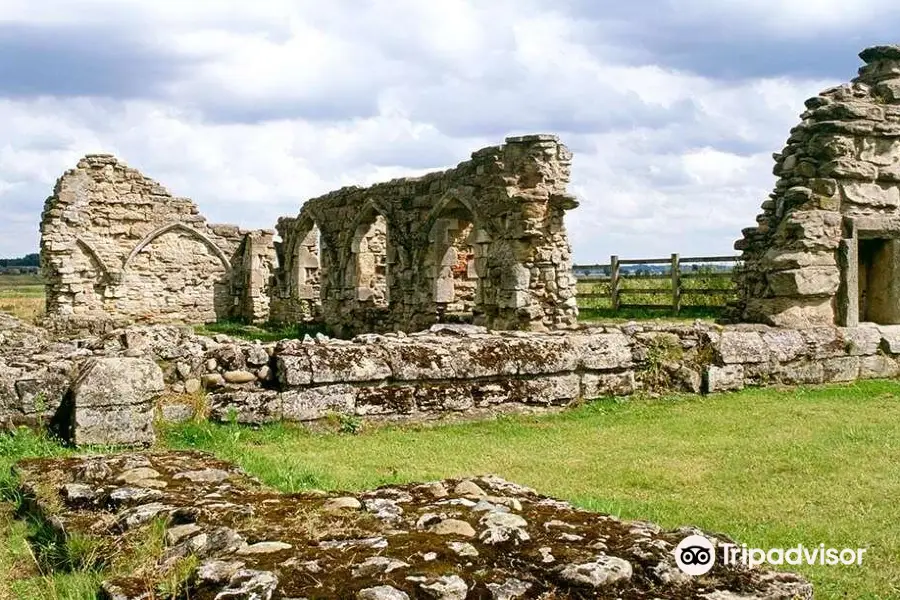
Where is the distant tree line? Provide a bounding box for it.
[0,253,39,267]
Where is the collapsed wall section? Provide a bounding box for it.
[40,154,275,332]
[272,134,581,336]
[734,45,900,327]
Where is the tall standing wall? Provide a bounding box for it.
[272,134,581,337]
[40,154,275,332]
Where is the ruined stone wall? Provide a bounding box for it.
[734,45,900,328]
[40,154,275,331]
[273,134,580,337]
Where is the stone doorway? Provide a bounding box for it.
[858,237,900,324]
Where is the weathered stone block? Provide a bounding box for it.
[767,267,840,296]
[774,361,824,385]
[704,365,745,393]
[508,374,581,406]
[356,386,416,415]
[822,357,861,382]
[306,345,391,384]
[574,333,633,370]
[275,354,313,387]
[581,372,636,398]
[209,391,281,425]
[841,326,882,355]
[717,331,768,364]
[860,355,900,379]
[282,386,356,420]
[760,330,807,362]
[70,357,164,446]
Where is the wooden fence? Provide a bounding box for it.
[573,254,741,313]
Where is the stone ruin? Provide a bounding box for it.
[40,135,580,336]
[735,45,900,328]
[40,154,276,331]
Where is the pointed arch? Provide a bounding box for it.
[345,198,391,306]
[123,223,231,272]
[421,190,495,243]
[74,237,113,280]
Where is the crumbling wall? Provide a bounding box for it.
[734,45,900,327]
[40,154,275,331]
[274,134,580,337]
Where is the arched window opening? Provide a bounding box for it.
[350,213,389,307]
[429,200,488,323]
[292,225,322,301]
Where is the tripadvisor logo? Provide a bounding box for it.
[674,534,716,575]
[674,534,868,575]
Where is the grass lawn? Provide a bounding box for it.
[2,382,899,598]
[160,381,900,599]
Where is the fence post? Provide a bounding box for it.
[610,255,620,312]
[671,253,681,315]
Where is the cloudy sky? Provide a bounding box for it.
[1,0,898,262]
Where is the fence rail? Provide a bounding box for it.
[573,253,741,313]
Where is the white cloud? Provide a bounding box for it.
[0,0,875,262]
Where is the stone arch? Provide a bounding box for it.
[74,237,113,281]
[421,191,496,243]
[345,200,390,307]
[422,196,493,323]
[282,211,327,302]
[119,223,233,322]
[123,223,230,273]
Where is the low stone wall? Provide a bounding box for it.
[4,314,899,444]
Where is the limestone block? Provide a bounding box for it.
[70,357,164,446]
[877,325,900,354]
[839,182,900,208]
[581,372,636,398]
[767,266,840,297]
[822,357,861,382]
[574,333,633,370]
[774,361,824,385]
[760,330,807,362]
[305,345,391,384]
[717,331,768,364]
[414,384,475,412]
[801,328,847,359]
[382,341,457,380]
[275,354,313,387]
[508,374,581,406]
[356,386,416,415]
[282,386,356,421]
[704,365,745,393]
[860,355,900,379]
[209,390,281,424]
[841,326,882,355]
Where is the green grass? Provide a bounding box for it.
[194,319,327,342]
[0,429,103,600]
[161,381,900,599]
